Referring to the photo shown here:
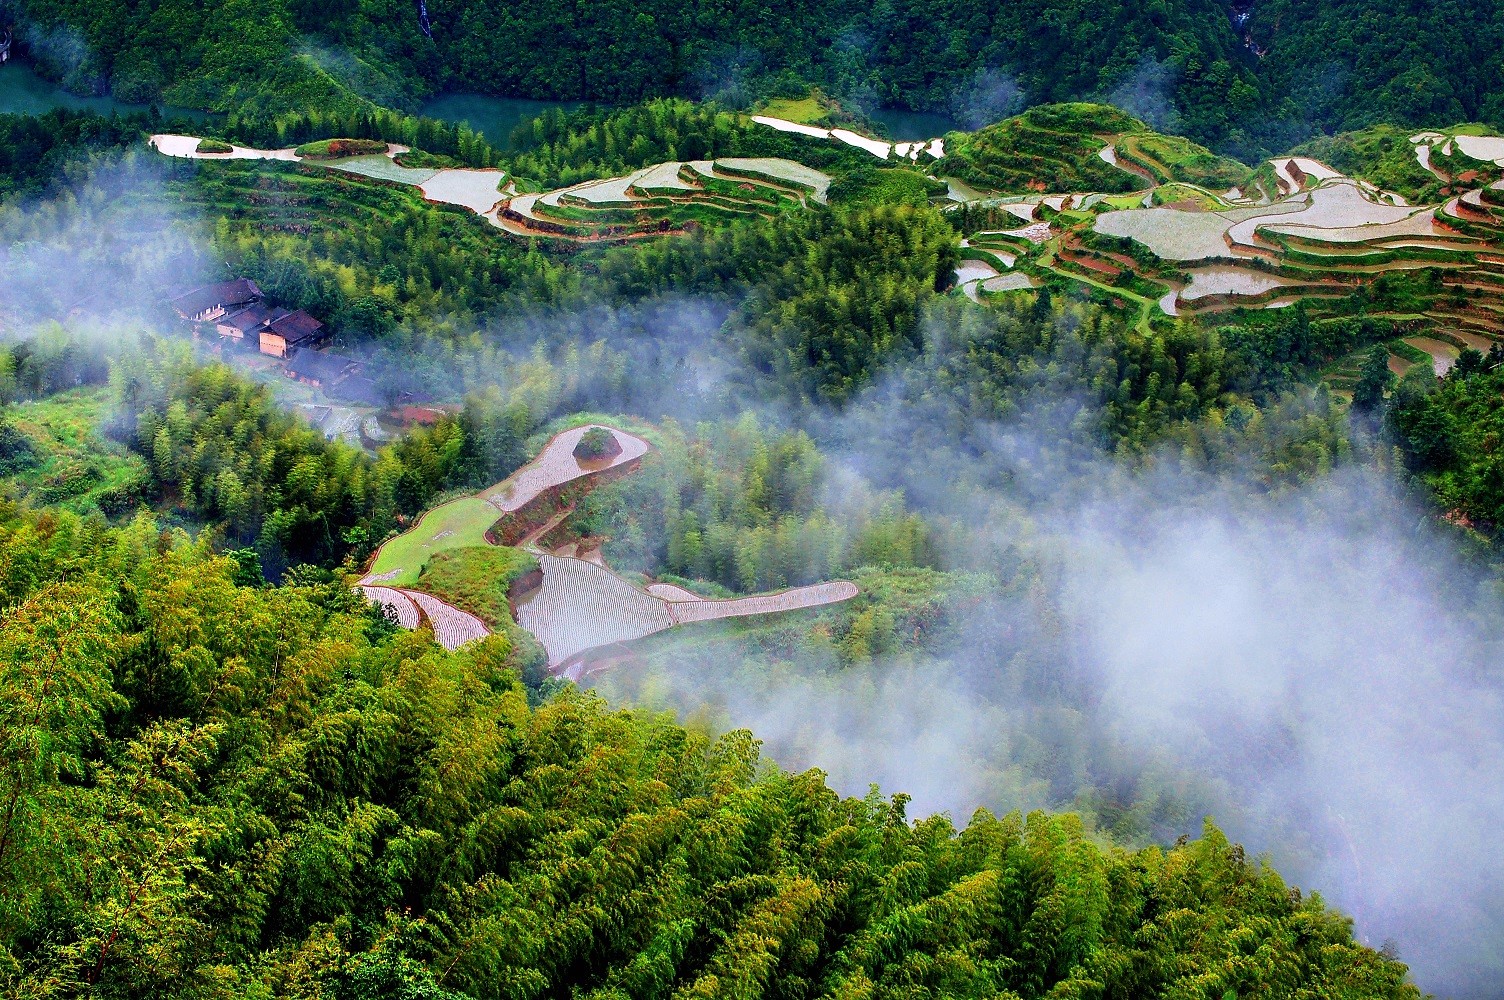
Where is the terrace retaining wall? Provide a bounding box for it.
[485,456,644,547]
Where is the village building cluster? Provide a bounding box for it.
[167,279,381,406]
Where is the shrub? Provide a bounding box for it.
[573,427,621,460]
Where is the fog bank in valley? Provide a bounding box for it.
[595,371,1504,998]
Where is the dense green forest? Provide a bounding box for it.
[1248,0,1504,142]
[0,496,1421,997]
[1386,346,1504,536]
[7,0,1502,154]
[575,416,937,594]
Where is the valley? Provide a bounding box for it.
[2,7,1504,994]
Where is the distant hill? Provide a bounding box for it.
[0,0,1268,153]
[938,103,1249,195]
[8,0,1503,155]
[1248,0,1504,141]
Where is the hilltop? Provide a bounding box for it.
[937,102,1250,195]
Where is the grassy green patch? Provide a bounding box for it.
[195,138,233,154]
[1,389,147,515]
[829,166,947,206]
[416,545,548,682]
[758,95,827,125]
[366,496,502,586]
[417,545,540,625]
[1150,183,1226,210]
[939,103,1147,195]
[1123,133,1250,189]
[393,148,466,169]
[294,137,390,159]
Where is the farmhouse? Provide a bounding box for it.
[332,376,384,407]
[257,309,327,359]
[286,350,356,388]
[169,279,263,323]
[214,302,279,342]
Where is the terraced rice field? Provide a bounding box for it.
[152,133,510,221]
[360,496,505,588]
[955,260,1001,284]
[980,273,1037,293]
[1094,203,1301,260]
[362,422,859,669]
[1001,140,1504,350]
[1180,266,1296,300]
[362,587,420,628]
[325,155,439,185]
[483,425,650,512]
[1410,337,1460,374]
[1227,183,1425,248]
[418,169,507,213]
[666,582,861,624]
[830,128,892,158]
[717,158,832,198]
[957,258,1004,301]
[1452,135,1504,167]
[751,115,829,139]
[493,158,832,241]
[945,177,989,202]
[647,583,704,602]
[1004,222,1052,244]
[516,554,676,666]
[1273,157,1343,195]
[519,556,862,667]
[360,585,489,650]
[150,134,301,161]
[404,589,492,650]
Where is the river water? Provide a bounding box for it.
[419,93,583,148]
[868,107,961,140]
[0,60,213,120]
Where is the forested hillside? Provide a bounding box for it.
[1248,0,1504,140]
[0,498,1422,998]
[10,0,1498,153]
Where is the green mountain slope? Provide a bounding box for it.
[15,0,1504,151]
[1249,0,1504,137]
[0,497,1422,998]
[4,0,1255,143]
[936,103,1251,195]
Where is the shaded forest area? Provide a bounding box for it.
[7,0,1504,155]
